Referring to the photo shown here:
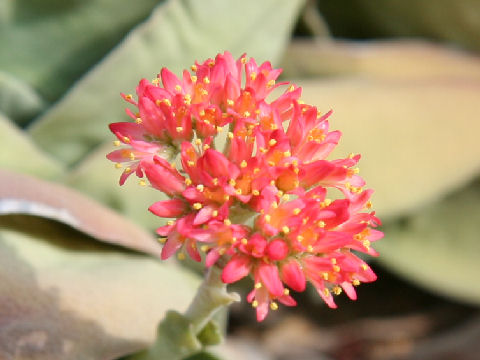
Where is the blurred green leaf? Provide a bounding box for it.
[0,0,162,103]
[0,169,163,257]
[0,215,200,360]
[286,41,480,219]
[28,0,305,166]
[0,72,46,125]
[376,180,480,305]
[0,113,63,179]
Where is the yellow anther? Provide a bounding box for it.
[195,139,202,146]
[129,152,136,161]
[200,245,209,252]
[203,144,210,151]
[252,189,260,196]
[366,201,373,209]
[216,126,223,133]
[333,286,342,295]
[252,300,259,308]
[228,179,236,186]
[271,201,278,209]
[317,221,326,228]
[200,89,208,96]
[302,218,308,225]
[282,226,290,234]
[114,163,122,169]
[190,74,198,82]
[321,199,332,208]
[177,253,186,260]
[283,151,291,157]
[277,190,284,197]
[268,161,275,167]
[363,239,371,248]
[240,160,248,168]
[243,111,251,117]
[331,258,337,264]
[352,279,361,286]
[212,178,219,186]
[203,77,210,84]
[157,237,167,244]
[113,140,121,146]
[227,99,234,106]
[187,161,195,167]
[212,210,219,217]
[227,132,234,139]
[270,180,276,186]
[298,100,305,105]
[224,194,230,200]
[264,215,271,223]
[125,94,133,100]
[135,117,142,124]
[322,272,329,280]
[348,153,355,159]
[139,180,147,186]
[218,248,226,255]
[235,188,242,195]
[185,178,192,185]
[268,139,277,146]
[184,94,192,105]
[176,126,183,133]
[253,168,260,174]
[323,288,330,296]
[193,203,202,210]
[267,79,275,87]
[297,235,304,242]
[255,282,262,289]
[224,219,232,226]
[167,220,175,226]
[123,136,130,143]
[283,288,290,295]
[241,238,248,245]
[125,167,132,173]
[196,184,204,192]
[250,72,257,80]
[361,264,369,271]
[333,265,341,272]
[191,64,198,72]
[307,245,314,252]
[241,56,248,64]
[170,162,176,169]
[288,84,295,92]
[282,194,290,201]
[270,302,279,311]
[175,85,182,92]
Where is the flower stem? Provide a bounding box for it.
[127,265,239,360]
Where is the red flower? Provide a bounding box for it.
[107,52,383,321]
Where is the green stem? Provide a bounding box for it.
[126,265,239,360]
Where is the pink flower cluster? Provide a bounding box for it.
[107,52,383,321]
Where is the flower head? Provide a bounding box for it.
[107,52,383,321]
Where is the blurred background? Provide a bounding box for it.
[1,1,479,359]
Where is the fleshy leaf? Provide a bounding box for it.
[0,169,162,257]
[281,40,480,81]
[0,215,199,360]
[0,72,46,125]
[376,180,480,305]
[28,0,305,166]
[286,41,480,218]
[0,114,63,179]
[0,0,161,102]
